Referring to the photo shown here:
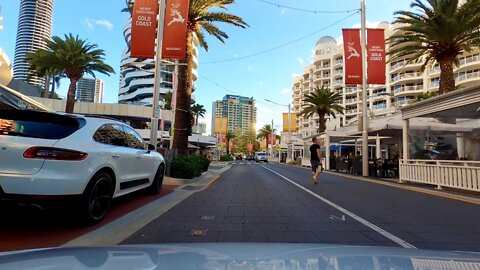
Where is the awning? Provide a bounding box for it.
[188,143,201,149]
[0,84,50,112]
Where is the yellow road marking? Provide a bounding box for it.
[207,175,220,186]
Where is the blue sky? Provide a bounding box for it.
[0,0,412,134]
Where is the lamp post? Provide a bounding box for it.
[360,0,369,177]
[149,0,167,147]
[265,99,292,161]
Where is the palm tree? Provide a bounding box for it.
[387,0,480,94]
[172,0,248,154]
[27,34,114,113]
[225,130,236,155]
[121,0,133,15]
[257,124,275,151]
[298,85,344,134]
[191,103,206,125]
[163,91,172,110]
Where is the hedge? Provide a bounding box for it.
[171,155,210,179]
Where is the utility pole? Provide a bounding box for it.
[360,0,369,177]
[271,119,274,158]
[150,0,167,146]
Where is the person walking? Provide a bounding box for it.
[310,136,323,184]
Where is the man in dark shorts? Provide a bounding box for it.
[310,136,323,184]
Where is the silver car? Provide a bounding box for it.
[255,151,269,162]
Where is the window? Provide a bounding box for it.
[123,126,145,149]
[93,124,128,147]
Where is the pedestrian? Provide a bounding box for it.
[310,136,323,184]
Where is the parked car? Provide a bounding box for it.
[246,155,255,161]
[235,155,243,160]
[255,151,268,162]
[0,109,165,223]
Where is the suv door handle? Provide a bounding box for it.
[112,154,120,158]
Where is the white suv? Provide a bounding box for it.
[255,152,269,162]
[0,109,165,223]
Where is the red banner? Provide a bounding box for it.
[162,0,190,60]
[342,29,362,85]
[247,143,253,152]
[217,134,225,144]
[229,139,234,149]
[367,29,386,84]
[268,134,276,145]
[131,0,158,59]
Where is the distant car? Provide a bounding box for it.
[0,109,165,223]
[235,155,243,160]
[255,151,268,162]
[247,155,255,161]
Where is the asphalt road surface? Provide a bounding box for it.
[123,162,480,252]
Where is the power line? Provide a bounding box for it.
[198,74,273,106]
[200,10,360,65]
[257,0,360,14]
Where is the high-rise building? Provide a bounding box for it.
[118,16,200,106]
[211,95,257,135]
[13,0,54,87]
[77,78,104,103]
[292,22,480,138]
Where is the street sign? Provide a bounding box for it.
[276,145,281,151]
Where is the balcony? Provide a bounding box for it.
[345,109,358,115]
[393,85,424,95]
[345,98,358,105]
[391,72,423,83]
[457,54,480,72]
[390,59,422,72]
[334,59,343,66]
[333,79,343,86]
[373,103,387,110]
[456,70,480,84]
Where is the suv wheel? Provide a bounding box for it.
[147,164,164,195]
[82,172,113,223]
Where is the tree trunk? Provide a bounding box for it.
[51,74,57,98]
[195,114,199,127]
[439,58,455,94]
[226,138,230,155]
[318,112,326,133]
[65,78,78,113]
[44,74,50,98]
[172,32,193,154]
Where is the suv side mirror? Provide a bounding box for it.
[147,143,156,151]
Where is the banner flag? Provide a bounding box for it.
[282,113,297,132]
[162,0,190,60]
[131,0,158,58]
[342,29,363,85]
[367,29,386,84]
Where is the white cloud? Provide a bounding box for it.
[281,88,291,95]
[298,57,305,66]
[280,8,287,15]
[351,20,382,29]
[84,18,114,31]
[233,53,238,58]
[291,73,300,78]
[247,66,254,71]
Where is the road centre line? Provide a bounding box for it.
[260,165,417,249]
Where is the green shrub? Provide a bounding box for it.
[220,155,233,161]
[171,155,208,179]
[288,160,300,165]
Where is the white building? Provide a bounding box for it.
[76,78,104,103]
[211,95,257,135]
[292,22,480,138]
[118,16,199,106]
[13,0,54,87]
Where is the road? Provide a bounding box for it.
[123,162,480,251]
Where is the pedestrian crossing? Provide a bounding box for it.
[230,162,262,165]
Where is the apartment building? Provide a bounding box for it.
[76,78,104,103]
[292,22,480,138]
[211,95,257,135]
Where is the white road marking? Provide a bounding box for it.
[260,165,417,249]
[247,162,251,165]
[240,162,244,165]
[232,162,236,165]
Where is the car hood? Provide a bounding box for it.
[1,243,480,269]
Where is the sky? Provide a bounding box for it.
[0,0,412,135]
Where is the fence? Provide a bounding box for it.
[400,159,480,191]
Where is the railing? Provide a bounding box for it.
[345,98,357,104]
[391,72,423,82]
[393,85,424,94]
[400,159,480,191]
[459,54,480,66]
[456,71,480,82]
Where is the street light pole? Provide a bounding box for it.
[360,0,369,176]
[264,99,292,162]
[150,0,167,146]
